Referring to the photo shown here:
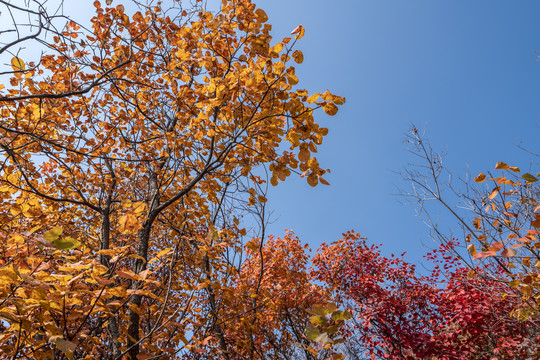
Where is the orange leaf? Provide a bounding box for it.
[292,50,304,64]
[291,24,303,35]
[319,177,330,185]
[473,251,497,259]
[488,187,500,199]
[531,214,540,228]
[307,173,318,187]
[501,248,517,257]
[255,9,268,23]
[291,24,305,39]
[474,173,486,183]
[495,162,509,170]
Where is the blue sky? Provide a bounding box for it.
[257,0,540,265]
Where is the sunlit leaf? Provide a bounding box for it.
[488,187,499,199]
[500,248,517,258]
[291,24,304,37]
[474,173,486,183]
[10,57,25,71]
[44,226,63,241]
[473,251,497,259]
[323,102,338,116]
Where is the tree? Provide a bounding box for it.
[312,231,540,359]
[0,0,343,358]
[220,232,328,359]
[399,128,540,320]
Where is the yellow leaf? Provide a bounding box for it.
[29,225,41,234]
[201,12,213,22]
[11,57,25,71]
[97,249,118,256]
[133,201,147,215]
[323,102,338,116]
[292,50,304,64]
[307,94,319,104]
[44,226,63,241]
[155,248,172,259]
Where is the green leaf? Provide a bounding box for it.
[305,323,320,341]
[522,173,538,183]
[44,226,63,241]
[325,325,339,334]
[53,237,80,250]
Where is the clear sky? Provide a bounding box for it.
[255,0,540,265]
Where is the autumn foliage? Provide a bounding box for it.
[0,0,342,358]
[467,162,540,320]
[312,232,540,359]
[1,0,538,359]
